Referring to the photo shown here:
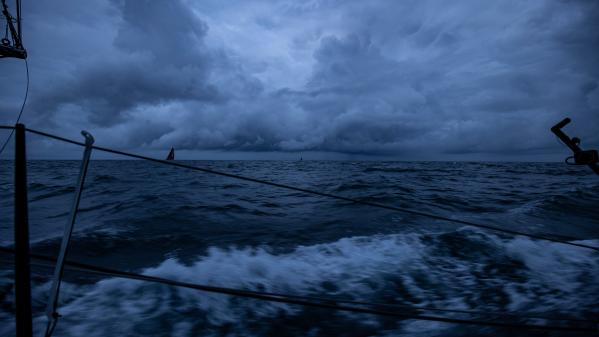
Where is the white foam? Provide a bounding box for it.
[2,229,596,337]
[503,236,599,313]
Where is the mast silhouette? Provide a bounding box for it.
[1,0,27,59]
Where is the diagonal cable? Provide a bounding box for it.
[18,126,599,252]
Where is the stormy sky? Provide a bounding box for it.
[1,0,598,160]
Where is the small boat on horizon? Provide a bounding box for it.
[166,147,175,160]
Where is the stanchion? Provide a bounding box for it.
[45,131,94,336]
[14,123,32,337]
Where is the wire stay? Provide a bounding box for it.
[15,125,599,252]
[0,58,29,156]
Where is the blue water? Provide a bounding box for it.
[1,160,598,336]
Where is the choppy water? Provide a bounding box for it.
[1,160,598,336]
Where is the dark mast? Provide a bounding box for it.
[1,0,27,59]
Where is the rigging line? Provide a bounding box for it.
[1,254,592,324]
[0,248,593,332]
[22,127,599,252]
[0,58,29,155]
[16,0,21,41]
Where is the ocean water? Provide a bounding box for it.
[0,160,598,336]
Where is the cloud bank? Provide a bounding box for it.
[1,0,598,159]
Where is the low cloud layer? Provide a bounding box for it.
[1,0,598,159]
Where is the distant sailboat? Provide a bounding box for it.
[166,147,175,160]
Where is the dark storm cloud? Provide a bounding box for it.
[26,0,231,127]
[1,0,598,158]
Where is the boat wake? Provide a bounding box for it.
[1,227,596,337]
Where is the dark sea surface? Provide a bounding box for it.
[0,160,598,336]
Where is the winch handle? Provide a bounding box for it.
[551,117,599,176]
[550,118,571,133]
[551,117,581,153]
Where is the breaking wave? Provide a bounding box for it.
[1,228,596,337]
